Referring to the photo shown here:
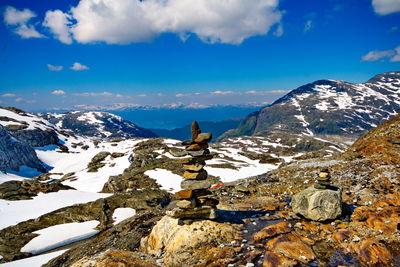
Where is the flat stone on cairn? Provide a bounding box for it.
[167,121,219,221]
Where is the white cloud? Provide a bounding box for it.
[43,10,73,44]
[175,93,189,97]
[4,6,44,39]
[15,97,23,102]
[47,64,63,71]
[304,19,313,32]
[361,46,400,62]
[42,0,282,45]
[52,90,66,95]
[137,94,147,97]
[211,90,235,95]
[4,6,35,25]
[390,46,400,62]
[73,92,111,96]
[1,93,16,97]
[372,0,400,15]
[70,62,89,71]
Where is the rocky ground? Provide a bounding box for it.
[0,115,399,266]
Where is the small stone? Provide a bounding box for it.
[167,207,215,219]
[183,162,205,171]
[181,179,213,190]
[177,154,213,164]
[186,143,209,151]
[176,199,196,209]
[245,263,255,267]
[191,121,201,141]
[194,132,212,143]
[187,149,210,157]
[183,169,207,180]
[175,189,211,199]
[198,197,219,207]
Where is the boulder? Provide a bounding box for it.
[291,186,342,221]
[140,215,241,266]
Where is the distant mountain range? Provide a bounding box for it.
[150,119,242,141]
[220,71,400,140]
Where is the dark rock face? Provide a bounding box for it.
[8,128,59,147]
[41,111,157,139]
[222,71,400,139]
[0,125,46,172]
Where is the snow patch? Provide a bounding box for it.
[0,250,68,267]
[144,169,182,193]
[21,221,100,254]
[112,208,136,225]
[0,190,110,230]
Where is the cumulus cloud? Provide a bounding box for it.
[47,64,63,71]
[38,0,282,45]
[361,46,400,62]
[70,62,89,71]
[1,93,16,97]
[43,10,73,44]
[52,90,66,95]
[372,0,400,15]
[15,97,23,102]
[273,24,284,37]
[3,6,44,39]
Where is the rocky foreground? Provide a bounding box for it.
[0,115,399,266]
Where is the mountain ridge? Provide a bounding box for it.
[220,71,400,140]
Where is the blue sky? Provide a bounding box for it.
[0,0,399,111]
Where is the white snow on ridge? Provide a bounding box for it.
[21,221,100,255]
[0,190,110,230]
[0,250,68,267]
[144,169,182,193]
[112,208,136,225]
[0,108,54,131]
[77,112,103,125]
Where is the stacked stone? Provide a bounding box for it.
[314,169,332,189]
[167,121,219,221]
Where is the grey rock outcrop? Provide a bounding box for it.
[9,128,59,147]
[291,186,342,221]
[0,125,46,173]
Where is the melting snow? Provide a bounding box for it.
[20,221,100,255]
[144,169,182,193]
[0,250,68,267]
[0,190,110,230]
[112,208,136,225]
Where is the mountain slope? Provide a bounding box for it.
[41,111,157,139]
[222,71,400,139]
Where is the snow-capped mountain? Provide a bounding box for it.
[0,107,60,147]
[221,71,400,139]
[41,111,156,139]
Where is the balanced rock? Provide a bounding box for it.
[194,132,212,144]
[291,186,342,221]
[167,206,216,219]
[186,143,208,151]
[181,178,213,190]
[187,149,210,157]
[182,169,207,180]
[176,199,197,209]
[183,162,205,171]
[175,189,211,200]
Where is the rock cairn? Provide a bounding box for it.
[314,168,332,190]
[167,121,219,222]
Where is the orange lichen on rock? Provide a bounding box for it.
[266,233,315,264]
[263,251,297,267]
[352,206,400,235]
[253,221,292,242]
[349,239,392,266]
